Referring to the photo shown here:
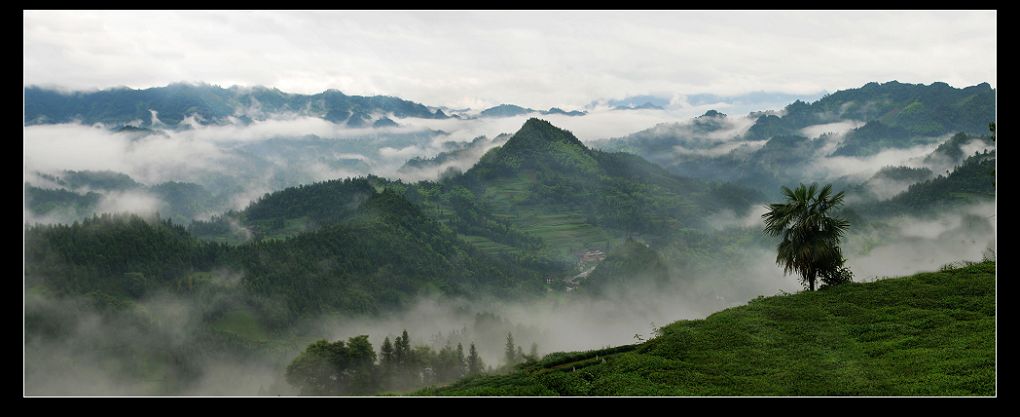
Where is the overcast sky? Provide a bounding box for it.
[24,10,996,109]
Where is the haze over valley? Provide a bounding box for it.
[23,10,995,396]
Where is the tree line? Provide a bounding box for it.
[286,330,539,395]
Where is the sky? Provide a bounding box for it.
[24,10,996,110]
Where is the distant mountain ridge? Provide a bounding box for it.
[24,84,587,128]
[479,104,586,118]
[744,81,995,141]
[24,83,449,128]
[595,81,995,197]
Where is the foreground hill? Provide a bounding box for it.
[423,261,995,396]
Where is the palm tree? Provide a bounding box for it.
[762,183,850,291]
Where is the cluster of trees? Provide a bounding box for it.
[24,185,102,218]
[582,238,670,293]
[26,189,554,326]
[24,213,229,297]
[286,329,538,395]
[25,170,225,225]
[243,177,375,233]
[503,332,539,368]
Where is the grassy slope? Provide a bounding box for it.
[423,261,995,396]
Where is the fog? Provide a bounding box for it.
[805,142,943,183]
[24,107,738,225]
[845,202,995,279]
[798,120,865,140]
[24,289,300,396]
[24,195,994,395]
[23,109,995,396]
[706,205,769,231]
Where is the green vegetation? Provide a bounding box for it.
[763,184,851,291]
[925,132,994,165]
[582,238,669,293]
[853,151,996,217]
[830,121,927,157]
[286,329,511,395]
[25,83,447,127]
[423,261,995,396]
[24,112,996,396]
[24,185,102,218]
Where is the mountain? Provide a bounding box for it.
[26,188,552,322]
[595,81,995,198]
[478,104,587,118]
[480,104,534,118]
[744,81,995,140]
[605,95,670,110]
[438,119,765,257]
[399,134,512,178]
[829,120,917,157]
[925,132,995,169]
[543,107,586,116]
[24,83,448,128]
[423,261,995,396]
[613,102,664,111]
[850,151,996,217]
[24,170,225,225]
[201,118,763,265]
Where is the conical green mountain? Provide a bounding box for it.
[471,118,598,176]
[437,118,764,259]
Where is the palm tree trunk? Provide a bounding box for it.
[808,270,816,291]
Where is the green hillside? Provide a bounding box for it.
[438,118,763,259]
[423,261,995,396]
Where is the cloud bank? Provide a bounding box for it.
[24,11,995,110]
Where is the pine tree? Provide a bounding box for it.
[467,343,483,376]
[456,342,466,377]
[381,337,394,369]
[504,332,517,367]
[395,330,410,366]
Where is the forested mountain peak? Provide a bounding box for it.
[509,118,588,149]
[469,118,596,176]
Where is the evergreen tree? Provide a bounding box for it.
[456,342,466,377]
[529,342,538,360]
[380,337,394,371]
[395,330,410,367]
[467,343,483,376]
[504,332,517,367]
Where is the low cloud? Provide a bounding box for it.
[96,190,163,216]
[706,205,769,231]
[804,142,941,183]
[799,120,864,140]
[845,202,995,279]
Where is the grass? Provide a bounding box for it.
[210,309,270,342]
[421,261,995,396]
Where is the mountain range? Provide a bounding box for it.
[24,83,588,128]
[23,80,996,395]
